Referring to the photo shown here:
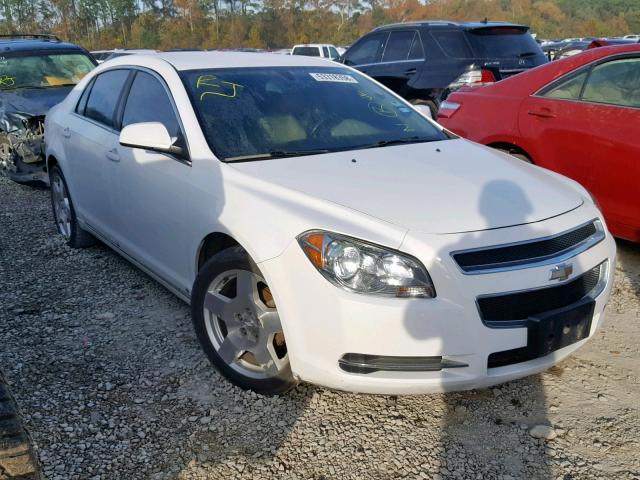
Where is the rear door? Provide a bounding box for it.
[579,56,640,239]
[64,68,131,240]
[366,30,425,95]
[519,55,640,240]
[518,69,596,190]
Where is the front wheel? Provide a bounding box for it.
[191,247,296,395]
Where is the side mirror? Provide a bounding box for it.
[119,122,185,157]
[413,104,434,120]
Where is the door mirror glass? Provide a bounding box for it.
[119,122,184,156]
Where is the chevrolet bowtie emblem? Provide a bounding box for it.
[550,263,574,281]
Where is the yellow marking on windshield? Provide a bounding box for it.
[197,75,244,100]
[0,75,16,87]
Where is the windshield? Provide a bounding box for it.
[466,27,543,59]
[0,52,95,90]
[181,66,447,161]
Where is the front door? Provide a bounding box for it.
[110,69,193,291]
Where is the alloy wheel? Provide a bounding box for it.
[203,269,288,379]
[51,174,71,239]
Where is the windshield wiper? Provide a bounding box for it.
[355,136,437,150]
[518,52,539,57]
[225,149,330,162]
[1,83,75,91]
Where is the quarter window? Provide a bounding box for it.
[582,58,640,108]
[431,30,473,58]
[75,78,94,115]
[543,71,588,100]
[84,69,130,128]
[343,33,387,66]
[122,71,180,138]
[408,34,425,60]
[382,31,416,62]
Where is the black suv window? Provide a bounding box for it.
[431,30,473,58]
[122,71,180,138]
[344,33,387,65]
[466,27,541,59]
[84,69,130,128]
[383,31,416,62]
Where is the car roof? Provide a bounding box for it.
[373,20,528,31]
[104,51,338,71]
[0,35,85,53]
[293,44,333,47]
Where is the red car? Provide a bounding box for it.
[438,45,640,242]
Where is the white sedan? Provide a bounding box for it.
[44,52,615,395]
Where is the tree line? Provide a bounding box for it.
[0,0,638,51]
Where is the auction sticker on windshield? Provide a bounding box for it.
[309,73,358,83]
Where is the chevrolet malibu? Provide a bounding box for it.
[44,52,615,395]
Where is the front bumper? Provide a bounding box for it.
[259,205,616,394]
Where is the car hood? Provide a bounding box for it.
[229,139,583,235]
[0,86,74,118]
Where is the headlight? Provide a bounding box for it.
[298,230,436,298]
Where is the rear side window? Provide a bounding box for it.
[122,71,180,138]
[343,33,387,66]
[466,27,542,59]
[293,47,320,57]
[543,71,588,100]
[322,46,330,58]
[582,58,640,108]
[431,30,473,58]
[84,69,130,128]
[383,31,416,62]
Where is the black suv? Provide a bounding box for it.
[0,34,96,184]
[342,21,546,116]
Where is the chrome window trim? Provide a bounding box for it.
[450,219,605,275]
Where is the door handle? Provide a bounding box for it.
[527,107,556,119]
[404,68,417,76]
[105,148,120,163]
[62,127,71,138]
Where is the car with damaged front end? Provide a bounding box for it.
[0,34,96,184]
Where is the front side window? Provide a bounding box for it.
[122,71,180,138]
[382,31,416,62]
[543,71,588,100]
[329,47,340,59]
[0,52,95,91]
[582,58,640,108]
[84,69,130,128]
[181,66,447,161]
[343,33,387,66]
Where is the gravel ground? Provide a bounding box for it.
[1,175,638,480]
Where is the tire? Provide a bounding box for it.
[496,148,532,164]
[0,375,40,479]
[49,165,96,248]
[191,246,297,395]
